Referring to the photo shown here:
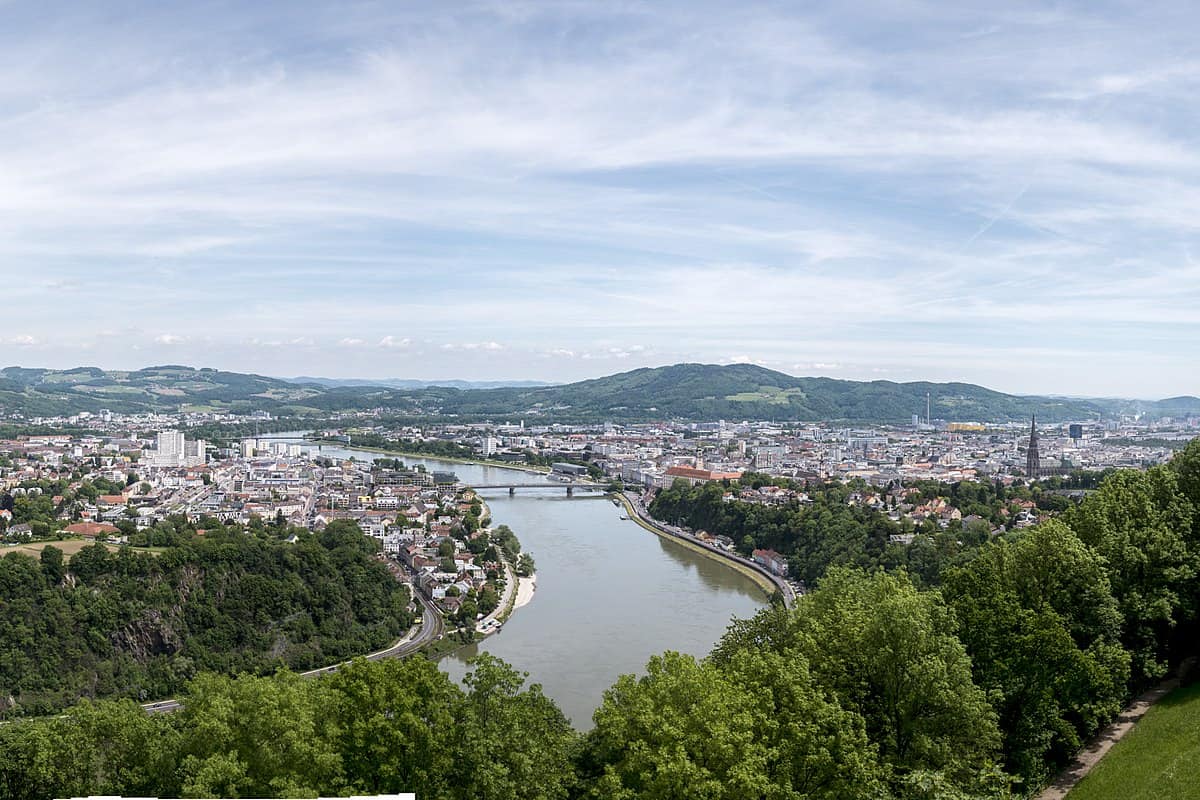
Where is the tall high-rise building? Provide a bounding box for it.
[157,430,185,462]
[145,430,206,468]
[1025,416,1040,480]
[185,438,208,464]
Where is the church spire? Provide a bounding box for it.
[1026,415,1040,480]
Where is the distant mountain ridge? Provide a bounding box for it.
[287,376,556,390]
[403,363,1189,423]
[0,363,1195,423]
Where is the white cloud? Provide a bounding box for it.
[443,341,504,351]
[0,3,1196,396]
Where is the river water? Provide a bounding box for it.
[258,436,767,729]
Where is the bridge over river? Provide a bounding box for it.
[469,482,609,495]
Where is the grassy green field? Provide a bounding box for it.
[725,385,808,404]
[1068,682,1200,800]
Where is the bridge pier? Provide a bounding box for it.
[566,485,573,496]
[508,487,515,496]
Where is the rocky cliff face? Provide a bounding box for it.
[113,610,183,661]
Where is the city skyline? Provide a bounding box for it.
[2,1,1199,395]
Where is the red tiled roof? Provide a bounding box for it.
[63,522,120,538]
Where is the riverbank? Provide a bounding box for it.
[305,438,552,475]
[514,574,536,609]
[614,492,780,602]
[475,495,537,632]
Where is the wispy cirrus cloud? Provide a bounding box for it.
[0,1,1196,396]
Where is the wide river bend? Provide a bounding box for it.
[262,437,768,729]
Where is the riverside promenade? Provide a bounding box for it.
[618,491,796,608]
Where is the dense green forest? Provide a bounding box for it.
[0,518,413,716]
[0,443,1197,798]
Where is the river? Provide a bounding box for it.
[255,435,768,729]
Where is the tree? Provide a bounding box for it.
[714,568,1003,794]
[1169,438,1200,537]
[941,522,1130,787]
[1065,467,1197,683]
[68,543,116,584]
[454,600,479,628]
[492,525,521,560]
[326,658,461,797]
[39,545,64,585]
[579,650,883,800]
[0,522,412,715]
[49,700,181,797]
[453,654,575,800]
[178,671,344,797]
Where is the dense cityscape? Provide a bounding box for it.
[4,1,1200,798]
[3,403,1197,629]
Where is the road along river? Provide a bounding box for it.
[264,437,769,729]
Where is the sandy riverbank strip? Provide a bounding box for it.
[514,574,537,609]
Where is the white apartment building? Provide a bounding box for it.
[144,430,207,468]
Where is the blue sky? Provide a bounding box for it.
[1,1,1198,397]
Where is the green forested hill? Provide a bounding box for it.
[0,364,321,416]
[0,518,412,716]
[403,363,1189,422]
[2,362,1196,422]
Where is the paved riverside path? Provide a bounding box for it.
[620,490,796,608]
[1036,677,1181,799]
[476,551,517,633]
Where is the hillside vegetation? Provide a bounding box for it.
[0,517,412,716]
[5,362,1197,422]
[387,363,1119,421]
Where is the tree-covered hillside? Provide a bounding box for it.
[2,362,1197,422]
[396,363,1113,422]
[334,364,1194,422]
[0,517,412,716]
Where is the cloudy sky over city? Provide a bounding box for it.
[2,0,1198,396]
